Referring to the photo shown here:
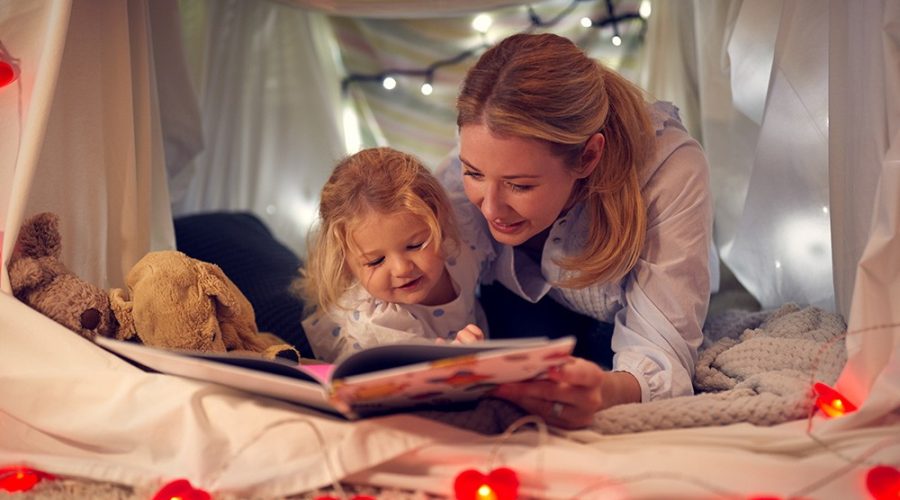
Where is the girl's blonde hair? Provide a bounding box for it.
[457,33,655,288]
[297,147,459,313]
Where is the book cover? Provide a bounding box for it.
[94,335,576,419]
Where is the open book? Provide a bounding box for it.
[95,335,576,419]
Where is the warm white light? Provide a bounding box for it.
[822,206,829,215]
[382,76,397,90]
[775,260,782,269]
[580,17,593,28]
[420,82,433,96]
[472,13,493,34]
[290,196,321,255]
[342,104,361,153]
[639,0,652,19]
[612,35,622,46]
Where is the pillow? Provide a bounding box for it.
[173,212,312,358]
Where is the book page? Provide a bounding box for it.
[94,337,343,417]
[332,337,575,418]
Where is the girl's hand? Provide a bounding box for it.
[490,357,641,429]
[453,324,485,344]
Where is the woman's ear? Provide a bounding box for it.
[578,133,605,179]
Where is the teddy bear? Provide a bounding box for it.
[8,212,117,340]
[109,250,299,360]
[8,212,298,361]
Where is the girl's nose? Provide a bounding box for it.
[392,256,415,276]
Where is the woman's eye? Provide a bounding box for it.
[462,169,483,179]
[508,183,534,192]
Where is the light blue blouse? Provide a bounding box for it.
[437,101,716,402]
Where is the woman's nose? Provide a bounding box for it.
[480,183,506,220]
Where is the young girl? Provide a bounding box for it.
[298,147,491,362]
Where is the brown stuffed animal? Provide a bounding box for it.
[109,250,298,360]
[8,212,117,340]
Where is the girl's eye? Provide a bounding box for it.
[365,257,385,267]
[407,242,425,250]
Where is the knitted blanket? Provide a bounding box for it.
[592,303,847,434]
[416,303,848,435]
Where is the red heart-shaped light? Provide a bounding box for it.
[0,60,16,88]
[813,382,857,418]
[152,478,211,500]
[866,465,900,500]
[0,466,55,492]
[454,467,519,500]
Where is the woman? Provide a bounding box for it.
[437,33,715,429]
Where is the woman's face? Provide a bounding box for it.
[459,124,589,246]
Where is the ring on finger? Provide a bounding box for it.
[551,401,564,418]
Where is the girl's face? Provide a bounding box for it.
[345,210,453,306]
[459,124,593,246]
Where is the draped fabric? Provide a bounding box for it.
[274,0,532,18]
[170,0,647,254]
[641,0,832,312]
[828,0,900,430]
[1,0,899,496]
[170,0,346,256]
[1,0,173,292]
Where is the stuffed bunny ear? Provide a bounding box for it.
[108,288,137,340]
[196,261,239,317]
[196,260,267,351]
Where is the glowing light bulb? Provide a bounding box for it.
[612,35,622,46]
[420,82,433,95]
[580,17,593,28]
[472,14,493,34]
[477,484,497,499]
[814,382,858,418]
[639,0,652,18]
[382,76,396,90]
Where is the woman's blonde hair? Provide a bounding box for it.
[457,33,655,288]
[297,147,459,313]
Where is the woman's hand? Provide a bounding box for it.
[490,357,641,429]
[453,324,485,344]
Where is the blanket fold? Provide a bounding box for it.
[592,304,847,434]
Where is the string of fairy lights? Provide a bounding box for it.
[340,0,651,96]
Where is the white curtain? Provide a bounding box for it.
[1,0,173,292]
[170,0,346,256]
[828,0,900,429]
[642,0,832,312]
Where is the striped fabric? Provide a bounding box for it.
[330,0,648,170]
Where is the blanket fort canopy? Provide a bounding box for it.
[1,0,899,498]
